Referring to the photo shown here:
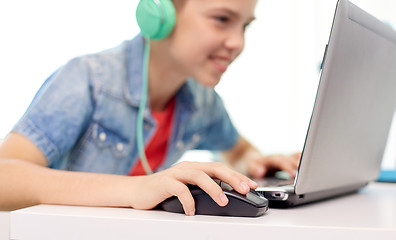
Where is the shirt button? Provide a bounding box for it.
[99,132,107,142]
[176,141,184,150]
[116,143,124,151]
[192,134,200,143]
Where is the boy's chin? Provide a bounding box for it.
[196,79,220,88]
[193,75,222,88]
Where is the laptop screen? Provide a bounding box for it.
[294,0,396,194]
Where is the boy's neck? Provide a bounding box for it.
[148,41,187,111]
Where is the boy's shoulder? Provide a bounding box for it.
[80,40,131,71]
[64,39,137,98]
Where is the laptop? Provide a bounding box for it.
[255,0,396,207]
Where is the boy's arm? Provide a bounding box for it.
[221,136,301,179]
[0,132,257,216]
[0,132,138,210]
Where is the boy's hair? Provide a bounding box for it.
[172,0,187,11]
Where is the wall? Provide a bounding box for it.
[1,0,395,159]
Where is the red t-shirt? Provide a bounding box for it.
[129,98,175,176]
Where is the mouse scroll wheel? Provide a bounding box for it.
[219,181,234,191]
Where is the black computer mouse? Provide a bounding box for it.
[159,181,268,217]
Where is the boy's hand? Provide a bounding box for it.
[222,136,301,179]
[128,161,257,216]
[246,152,301,179]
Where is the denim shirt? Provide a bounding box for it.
[13,35,239,175]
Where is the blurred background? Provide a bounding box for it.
[0,0,395,169]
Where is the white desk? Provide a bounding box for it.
[10,182,396,240]
[0,212,9,240]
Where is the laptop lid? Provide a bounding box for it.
[294,0,396,195]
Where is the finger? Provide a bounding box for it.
[292,153,302,165]
[292,159,300,169]
[174,168,229,207]
[279,162,297,178]
[271,155,300,174]
[287,154,301,171]
[183,162,257,194]
[248,161,267,179]
[167,181,195,216]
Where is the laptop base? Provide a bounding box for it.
[256,182,367,208]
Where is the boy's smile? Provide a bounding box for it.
[209,54,232,74]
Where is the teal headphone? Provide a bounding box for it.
[136,0,176,39]
[135,0,176,175]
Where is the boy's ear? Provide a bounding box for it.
[136,0,176,39]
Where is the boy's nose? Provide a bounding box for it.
[224,30,245,53]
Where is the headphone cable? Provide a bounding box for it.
[136,36,153,175]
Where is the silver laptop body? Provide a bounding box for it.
[256,0,396,207]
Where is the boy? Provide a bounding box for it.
[0,0,299,216]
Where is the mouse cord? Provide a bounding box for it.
[136,36,153,175]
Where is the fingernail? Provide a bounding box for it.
[220,192,228,205]
[249,180,258,187]
[240,181,249,191]
[188,210,195,216]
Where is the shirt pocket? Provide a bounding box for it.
[67,123,135,174]
[177,129,203,152]
[91,90,137,159]
[67,91,137,174]
[93,123,132,158]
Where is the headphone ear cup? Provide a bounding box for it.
[136,0,176,39]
